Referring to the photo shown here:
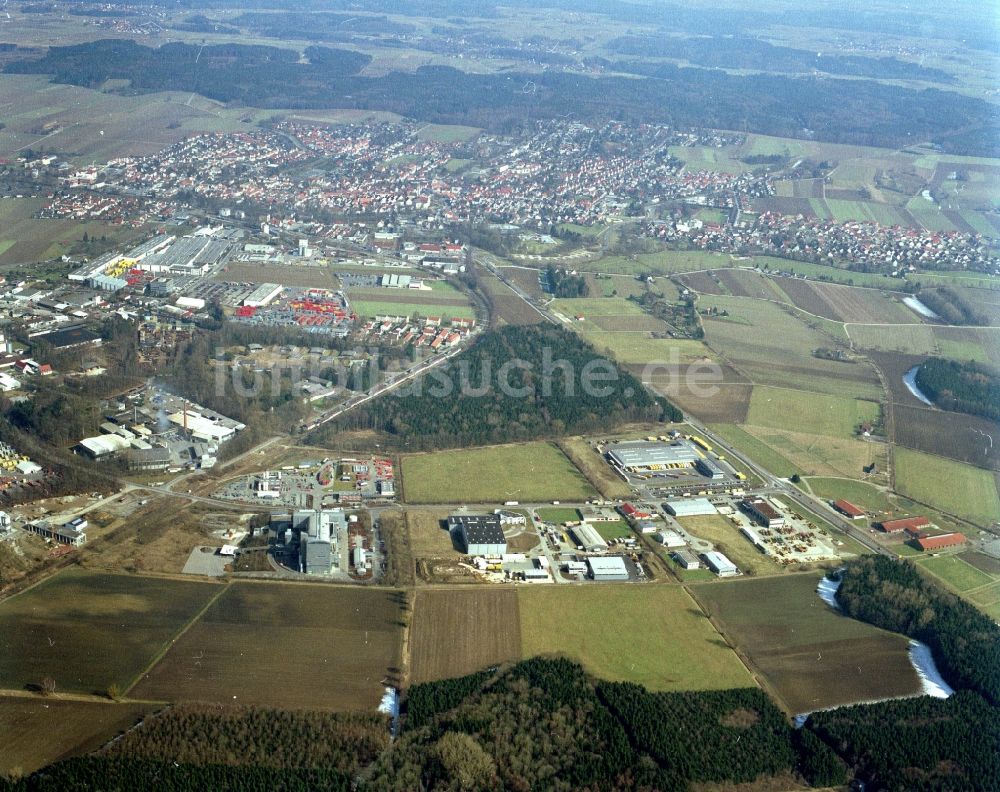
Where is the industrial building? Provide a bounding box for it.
[916,532,966,551]
[30,325,102,351]
[741,497,785,528]
[607,440,700,472]
[740,526,768,553]
[672,550,701,569]
[702,551,739,577]
[664,498,717,518]
[569,522,609,553]
[579,506,619,523]
[449,514,507,556]
[878,516,930,533]
[833,499,866,519]
[695,457,725,479]
[655,530,686,548]
[25,519,87,546]
[586,556,629,581]
[243,283,283,308]
[270,508,347,575]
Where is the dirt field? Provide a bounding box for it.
[0,569,219,696]
[893,404,1000,472]
[690,574,920,714]
[130,582,405,710]
[677,270,726,296]
[769,278,842,321]
[215,262,339,289]
[808,283,917,324]
[409,589,521,684]
[0,697,154,775]
[500,266,544,298]
[866,351,932,408]
[638,361,753,424]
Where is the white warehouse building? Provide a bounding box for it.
[664,498,717,518]
[586,556,629,581]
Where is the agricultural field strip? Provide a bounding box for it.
[122,582,231,696]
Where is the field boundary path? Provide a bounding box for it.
[122,581,231,697]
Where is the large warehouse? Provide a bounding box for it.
[702,551,739,577]
[664,498,717,517]
[607,441,700,472]
[449,514,507,556]
[570,523,608,553]
[586,556,629,581]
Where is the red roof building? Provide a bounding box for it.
[833,499,865,519]
[916,533,966,551]
[878,516,930,533]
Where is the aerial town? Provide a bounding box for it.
[0,1,997,788]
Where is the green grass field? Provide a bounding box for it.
[414,123,481,143]
[0,570,219,696]
[917,555,996,593]
[349,299,475,320]
[709,423,798,478]
[846,323,938,355]
[401,443,596,504]
[804,477,895,514]
[518,586,752,692]
[894,447,1000,527]
[551,297,646,317]
[535,507,582,524]
[595,519,633,540]
[579,332,713,366]
[746,386,879,438]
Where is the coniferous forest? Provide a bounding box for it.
[325,324,681,450]
[914,358,1000,424]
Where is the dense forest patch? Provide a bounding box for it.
[915,357,1000,423]
[326,324,680,449]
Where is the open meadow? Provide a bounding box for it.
[0,570,219,696]
[409,589,521,684]
[746,386,879,438]
[894,447,1000,527]
[130,582,405,710]
[401,443,595,504]
[690,574,920,714]
[517,585,752,692]
[0,697,154,775]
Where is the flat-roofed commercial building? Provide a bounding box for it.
[586,555,629,581]
[607,441,699,472]
[449,514,507,556]
[741,497,785,528]
[664,498,717,518]
[702,551,738,577]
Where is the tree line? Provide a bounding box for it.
[7,39,999,156]
[918,286,988,326]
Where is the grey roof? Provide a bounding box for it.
[451,514,504,544]
[608,441,699,469]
